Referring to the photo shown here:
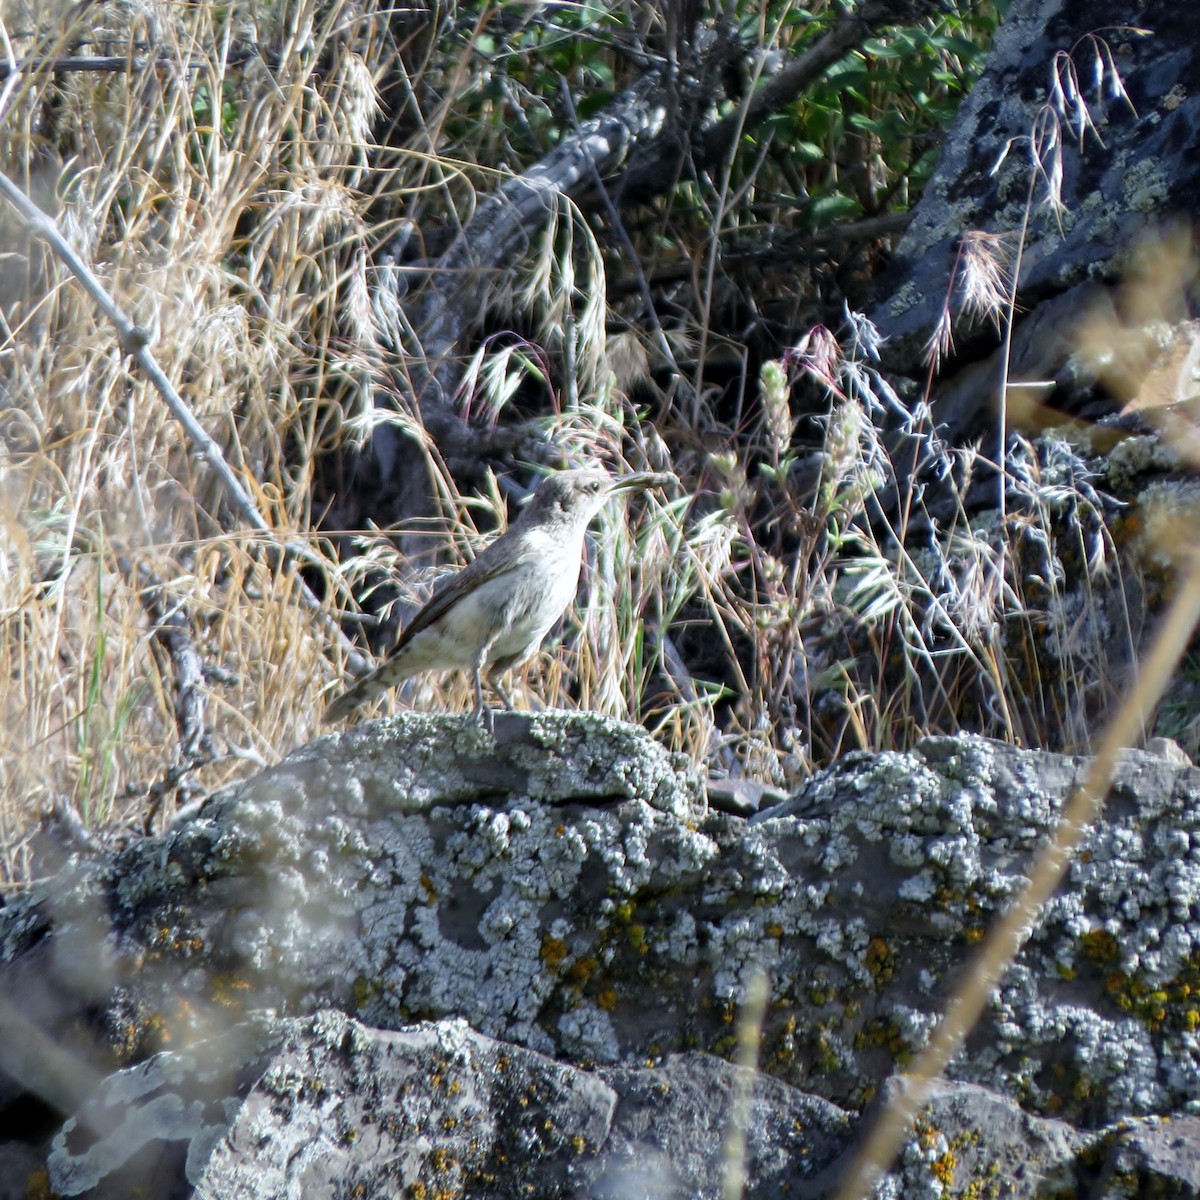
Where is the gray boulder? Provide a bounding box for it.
[40,1010,1200,1199]
[5,718,1200,1119]
[5,716,1200,1195]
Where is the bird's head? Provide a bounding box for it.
[521,467,669,529]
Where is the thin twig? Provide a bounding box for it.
[0,171,264,532]
[127,559,212,832]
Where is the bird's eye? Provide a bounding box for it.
[587,481,601,493]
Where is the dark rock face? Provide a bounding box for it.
[5,715,1200,1196]
[872,0,1200,426]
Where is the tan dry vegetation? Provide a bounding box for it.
[0,0,394,880]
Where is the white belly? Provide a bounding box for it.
[397,533,584,674]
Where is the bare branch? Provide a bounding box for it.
[0,49,258,78]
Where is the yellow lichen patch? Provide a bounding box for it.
[1080,928,1120,964]
[931,1147,958,1186]
[148,926,205,957]
[539,936,569,971]
[865,937,894,983]
[913,1120,959,1189]
[210,973,253,1011]
[806,979,835,1008]
[854,1017,905,1056]
[110,1007,170,1062]
[1098,950,1200,1035]
[566,956,597,987]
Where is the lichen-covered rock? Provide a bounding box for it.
[43,1009,1200,1200]
[884,1077,1086,1200]
[5,721,1200,1148]
[1088,1114,1200,1198]
[47,1011,851,1200]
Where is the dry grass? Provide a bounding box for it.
[828,29,1200,1197]
[0,0,392,880]
[0,0,724,883]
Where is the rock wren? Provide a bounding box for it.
[323,467,667,722]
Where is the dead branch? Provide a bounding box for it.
[128,560,212,831]
[0,48,258,78]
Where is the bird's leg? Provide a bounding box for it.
[471,666,486,719]
[487,669,516,712]
[471,647,499,734]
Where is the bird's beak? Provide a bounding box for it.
[605,472,672,497]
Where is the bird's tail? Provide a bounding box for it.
[322,669,391,724]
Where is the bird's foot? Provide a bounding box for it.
[473,704,498,738]
[488,676,517,712]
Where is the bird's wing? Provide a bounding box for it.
[387,532,539,654]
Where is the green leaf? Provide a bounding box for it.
[575,91,615,120]
[809,192,863,225]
